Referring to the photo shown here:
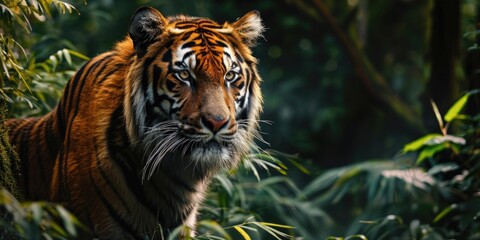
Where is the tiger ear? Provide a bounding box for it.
[232,10,265,47]
[129,7,168,57]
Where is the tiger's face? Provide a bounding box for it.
[124,7,264,179]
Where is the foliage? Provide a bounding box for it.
[0,0,88,117]
[0,1,89,239]
[164,152,312,240]
[303,91,480,239]
[0,189,85,239]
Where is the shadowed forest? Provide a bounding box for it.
[1,0,479,239]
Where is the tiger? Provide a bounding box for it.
[6,6,264,239]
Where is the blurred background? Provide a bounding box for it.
[2,0,480,239]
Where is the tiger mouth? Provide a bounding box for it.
[179,123,237,144]
[201,140,223,150]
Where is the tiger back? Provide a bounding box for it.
[6,7,264,239]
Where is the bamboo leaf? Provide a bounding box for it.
[345,235,369,240]
[62,49,72,65]
[215,175,234,196]
[430,100,444,130]
[251,221,291,240]
[417,143,448,165]
[403,133,443,153]
[66,49,89,60]
[198,220,232,240]
[444,93,469,122]
[56,205,77,235]
[433,204,458,223]
[234,226,251,240]
[257,222,294,229]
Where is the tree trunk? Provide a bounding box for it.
[465,4,480,115]
[425,0,461,123]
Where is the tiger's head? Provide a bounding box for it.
[123,7,265,180]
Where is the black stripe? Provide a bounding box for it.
[182,51,195,62]
[61,81,71,111]
[153,65,163,79]
[216,40,228,48]
[90,54,116,85]
[89,171,142,239]
[55,104,66,140]
[98,63,125,85]
[235,51,245,63]
[164,40,174,49]
[161,49,172,62]
[165,79,176,92]
[64,63,87,116]
[93,139,131,214]
[236,81,245,90]
[181,41,196,49]
[35,119,49,196]
[173,61,185,68]
[175,22,196,29]
[106,107,162,221]
[245,69,252,83]
[64,59,98,151]
[223,52,231,59]
[180,31,194,41]
[166,173,196,193]
[44,117,57,158]
[61,59,98,202]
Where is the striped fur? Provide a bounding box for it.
[6,7,264,239]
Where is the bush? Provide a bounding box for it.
[302,91,480,239]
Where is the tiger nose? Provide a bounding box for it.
[202,115,230,133]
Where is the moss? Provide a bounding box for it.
[0,102,22,200]
[0,102,22,239]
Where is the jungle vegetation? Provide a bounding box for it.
[1,0,479,239]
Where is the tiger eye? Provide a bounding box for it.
[178,70,190,80]
[225,71,236,81]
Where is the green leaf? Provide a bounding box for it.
[198,220,232,240]
[417,143,448,165]
[403,133,443,153]
[251,221,291,240]
[257,222,294,229]
[66,49,90,60]
[234,225,252,240]
[29,203,43,224]
[430,100,444,130]
[56,205,77,235]
[445,89,480,122]
[345,235,369,240]
[444,93,469,122]
[62,48,72,66]
[215,175,234,196]
[433,204,458,223]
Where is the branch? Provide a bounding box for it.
[291,0,425,132]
